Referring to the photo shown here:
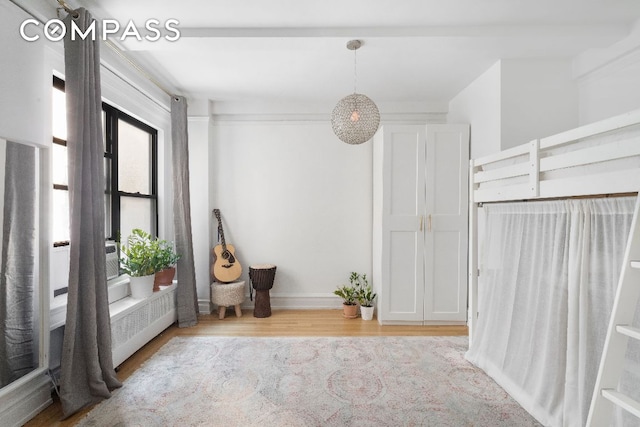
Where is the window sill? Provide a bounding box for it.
[49,275,153,330]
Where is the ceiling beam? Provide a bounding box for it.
[176,24,629,39]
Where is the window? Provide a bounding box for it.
[52,77,69,245]
[52,76,158,247]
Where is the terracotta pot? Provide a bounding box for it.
[154,267,176,291]
[342,303,358,319]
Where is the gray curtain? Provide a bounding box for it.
[171,97,198,327]
[0,141,36,388]
[59,8,121,417]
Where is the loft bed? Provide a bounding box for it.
[467,109,640,426]
[469,108,640,337]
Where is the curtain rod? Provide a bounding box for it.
[56,0,78,18]
[103,39,179,101]
[10,0,179,108]
[52,0,179,102]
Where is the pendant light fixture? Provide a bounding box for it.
[331,40,380,145]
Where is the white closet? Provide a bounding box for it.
[373,124,469,324]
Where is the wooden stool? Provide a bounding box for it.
[211,281,245,319]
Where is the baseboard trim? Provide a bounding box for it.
[255,293,340,310]
[0,368,52,427]
[203,293,468,324]
[198,299,212,314]
[202,293,342,312]
[379,319,468,326]
[423,320,467,326]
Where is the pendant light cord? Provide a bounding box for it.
[353,47,358,95]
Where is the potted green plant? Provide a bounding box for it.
[357,275,377,321]
[334,272,364,318]
[152,239,181,291]
[334,284,358,318]
[120,229,157,299]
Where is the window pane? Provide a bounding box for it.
[102,111,107,152]
[52,86,66,140]
[120,196,154,242]
[52,143,68,185]
[104,158,112,238]
[53,189,69,243]
[118,119,151,194]
[105,194,111,239]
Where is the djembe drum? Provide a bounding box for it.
[249,264,277,318]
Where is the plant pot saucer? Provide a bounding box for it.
[342,303,358,319]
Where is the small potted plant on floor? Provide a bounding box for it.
[334,284,358,318]
[120,229,157,299]
[357,275,377,321]
[152,238,181,291]
[334,272,364,318]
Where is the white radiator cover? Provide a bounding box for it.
[109,284,177,367]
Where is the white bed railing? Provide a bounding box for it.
[471,109,640,204]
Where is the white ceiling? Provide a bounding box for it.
[69,0,640,108]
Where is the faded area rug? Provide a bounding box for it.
[78,336,540,426]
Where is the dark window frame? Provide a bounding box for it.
[52,76,69,247]
[52,76,158,246]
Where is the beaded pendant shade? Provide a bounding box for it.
[331,40,380,145]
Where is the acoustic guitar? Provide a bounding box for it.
[211,209,242,283]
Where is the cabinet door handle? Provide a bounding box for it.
[428,214,432,232]
[419,215,423,231]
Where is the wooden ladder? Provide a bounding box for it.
[587,195,640,426]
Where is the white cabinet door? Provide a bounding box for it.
[424,124,469,322]
[376,125,426,322]
[374,124,469,324]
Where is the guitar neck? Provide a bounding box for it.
[214,209,228,250]
[218,225,227,250]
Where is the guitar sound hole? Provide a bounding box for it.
[222,251,236,264]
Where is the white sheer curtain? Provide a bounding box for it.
[466,196,640,426]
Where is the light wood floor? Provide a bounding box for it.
[26,309,468,427]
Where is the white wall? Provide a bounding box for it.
[448,62,501,159]
[186,113,213,311]
[578,61,640,124]
[451,20,640,155]
[449,58,578,159]
[0,2,47,148]
[209,118,373,308]
[501,59,578,148]
[575,20,640,124]
[451,31,640,158]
